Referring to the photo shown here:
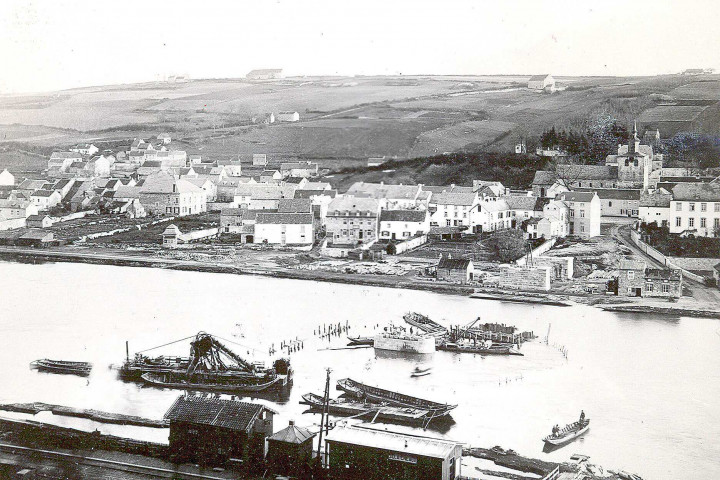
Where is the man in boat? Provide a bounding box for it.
[579,410,585,423]
[552,424,560,436]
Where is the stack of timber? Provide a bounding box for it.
[119,332,292,393]
[300,393,431,426]
[452,318,535,345]
[0,402,167,428]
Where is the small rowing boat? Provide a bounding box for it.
[438,342,523,356]
[543,418,590,446]
[347,336,374,346]
[411,366,432,377]
[30,359,93,377]
[336,378,455,417]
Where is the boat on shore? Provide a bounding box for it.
[543,418,590,446]
[30,359,93,377]
[374,327,436,354]
[347,336,374,346]
[301,393,430,425]
[141,371,286,393]
[336,378,456,417]
[438,341,523,356]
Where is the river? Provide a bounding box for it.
[0,260,718,479]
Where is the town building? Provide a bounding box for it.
[266,420,315,477]
[325,426,462,480]
[30,190,62,212]
[254,212,314,246]
[502,195,545,226]
[617,259,682,298]
[575,188,640,218]
[480,198,511,232]
[429,191,480,231]
[26,215,53,228]
[668,182,720,236]
[326,195,380,246]
[379,209,431,241]
[161,224,182,248]
[252,154,268,166]
[346,182,427,210]
[276,111,300,122]
[0,169,14,186]
[280,161,319,178]
[246,68,283,80]
[48,151,83,174]
[556,191,601,238]
[233,185,297,210]
[527,74,555,91]
[164,394,275,468]
[0,198,38,220]
[17,229,55,247]
[69,143,98,156]
[117,171,207,216]
[473,180,506,197]
[639,188,672,227]
[157,133,172,144]
[437,256,474,283]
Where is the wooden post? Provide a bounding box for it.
[126,341,129,362]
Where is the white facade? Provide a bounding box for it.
[277,111,300,122]
[255,213,314,245]
[557,192,601,239]
[0,169,14,186]
[30,190,62,211]
[429,192,481,231]
[669,199,720,236]
[379,210,430,240]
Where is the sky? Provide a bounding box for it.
[1,0,719,94]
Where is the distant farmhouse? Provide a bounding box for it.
[681,68,714,75]
[528,74,555,91]
[247,69,283,80]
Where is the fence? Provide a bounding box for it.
[629,229,706,283]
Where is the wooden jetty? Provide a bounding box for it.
[0,402,168,428]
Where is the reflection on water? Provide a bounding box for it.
[0,260,719,480]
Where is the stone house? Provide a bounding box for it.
[325,195,380,246]
[617,259,682,298]
[436,256,474,283]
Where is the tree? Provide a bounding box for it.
[385,241,397,255]
[486,229,526,263]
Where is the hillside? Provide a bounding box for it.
[1,74,719,174]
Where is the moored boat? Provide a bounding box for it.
[301,393,430,425]
[141,371,285,393]
[336,378,456,417]
[543,418,590,446]
[30,359,93,377]
[402,312,448,337]
[411,366,432,377]
[347,336,374,346]
[437,341,523,356]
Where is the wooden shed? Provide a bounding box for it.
[436,256,474,284]
[164,394,275,469]
[266,420,315,477]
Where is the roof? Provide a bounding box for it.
[325,426,460,460]
[328,195,380,214]
[346,182,420,200]
[269,423,315,444]
[256,212,313,225]
[431,191,477,206]
[619,259,646,270]
[671,182,720,202]
[502,195,545,211]
[438,257,472,270]
[380,210,428,222]
[422,185,474,195]
[164,395,273,432]
[575,188,640,200]
[529,74,551,81]
[32,189,57,198]
[640,190,672,208]
[162,224,181,236]
[278,198,312,213]
[481,199,509,212]
[557,191,597,203]
[645,268,682,280]
[294,189,337,199]
[50,151,82,159]
[20,229,53,241]
[235,185,296,200]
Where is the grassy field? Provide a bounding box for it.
[0,74,718,171]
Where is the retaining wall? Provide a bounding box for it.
[629,229,705,282]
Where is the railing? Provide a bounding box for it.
[542,465,561,480]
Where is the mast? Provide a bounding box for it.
[316,368,331,466]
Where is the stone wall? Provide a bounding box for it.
[495,264,552,291]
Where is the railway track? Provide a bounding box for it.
[0,443,232,480]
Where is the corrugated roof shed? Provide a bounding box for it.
[325,426,460,459]
[164,395,274,432]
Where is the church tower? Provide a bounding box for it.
[628,121,640,154]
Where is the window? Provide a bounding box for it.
[715,218,720,229]
[715,203,720,212]
[609,201,613,207]
[676,217,681,227]
[446,220,451,226]
[689,218,694,227]
[676,203,682,211]
[689,203,695,211]
[580,225,585,232]
[646,283,653,292]
[662,284,670,294]
[627,271,635,280]
[570,210,574,218]
[580,210,585,218]
[701,218,706,228]
[701,203,707,212]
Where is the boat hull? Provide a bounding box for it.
[30,359,92,377]
[141,372,286,393]
[437,343,523,356]
[544,421,590,446]
[301,393,429,425]
[336,378,456,417]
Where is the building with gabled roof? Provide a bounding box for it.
[347,182,426,209]
[255,212,314,245]
[556,191,601,238]
[379,209,430,241]
[246,68,282,80]
[528,74,554,91]
[267,420,315,477]
[164,394,275,467]
[0,169,14,186]
[326,195,381,246]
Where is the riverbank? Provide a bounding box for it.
[1,245,719,319]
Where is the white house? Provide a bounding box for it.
[69,143,98,156]
[528,74,555,91]
[30,190,62,211]
[48,152,82,173]
[117,171,207,216]
[346,182,426,210]
[157,133,172,145]
[276,111,300,122]
[0,198,38,220]
[254,212,314,246]
[668,182,720,236]
[429,191,480,231]
[639,188,672,228]
[0,169,14,186]
[379,210,430,241]
[556,191,601,238]
[527,199,569,239]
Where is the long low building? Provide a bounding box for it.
[255,212,314,246]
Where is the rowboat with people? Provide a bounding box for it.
[544,411,590,446]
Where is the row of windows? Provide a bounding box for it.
[675,217,720,228]
[675,202,720,212]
